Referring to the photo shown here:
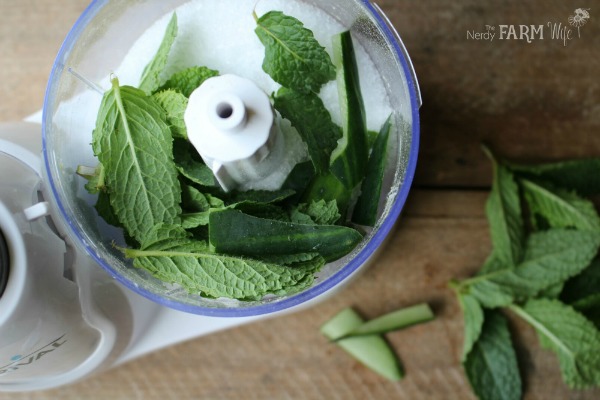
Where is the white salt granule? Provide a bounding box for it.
[114,0,392,131]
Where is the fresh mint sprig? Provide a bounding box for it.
[452,147,600,399]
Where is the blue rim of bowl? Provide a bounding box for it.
[42,0,420,317]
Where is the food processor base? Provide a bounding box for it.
[0,121,262,391]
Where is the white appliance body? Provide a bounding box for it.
[0,123,276,391]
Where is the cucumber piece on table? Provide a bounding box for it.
[344,303,434,337]
[321,308,404,381]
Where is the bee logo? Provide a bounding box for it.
[568,8,591,38]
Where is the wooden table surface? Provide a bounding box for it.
[1,1,599,399]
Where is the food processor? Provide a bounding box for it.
[0,0,420,392]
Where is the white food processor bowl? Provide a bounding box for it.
[42,0,421,317]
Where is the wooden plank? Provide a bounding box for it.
[0,1,88,121]
[379,1,600,188]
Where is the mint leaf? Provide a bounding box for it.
[254,11,336,93]
[510,158,600,196]
[467,229,600,308]
[484,148,525,267]
[209,209,362,262]
[458,293,484,361]
[125,225,323,300]
[290,199,341,226]
[232,202,288,222]
[479,252,505,274]
[329,31,369,190]
[274,88,341,174]
[93,79,181,243]
[226,189,295,205]
[152,90,188,140]
[139,13,178,94]
[173,139,217,187]
[157,66,219,97]
[259,252,320,265]
[222,191,294,222]
[561,258,600,306]
[352,115,392,226]
[464,310,522,400]
[181,184,211,213]
[95,190,121,229]
[521,179,600,231]
[511,299,600,389]
[181,211,210,229]
[281,161,315,198]
[561,258,600,327]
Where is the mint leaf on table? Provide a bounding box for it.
[138,13,178,94]
[157,66,219,97]
[152,90,188,140]
[478,252,505,275]
[329,31,369,190]
[92,78,181,243]
[509,158,600,196]
[560,259,600,327]
[510,299,600,389]
[254,10,336,93]
[484,147,525,267]
[352,115,393,226]
[457,293,485,362]
[124,225,323,300]
[209,209,362,262]
[464,310,522,400]
[274,87,341,174]
[560,258,600,307]
[453,149,600,397]
[520,179,600,231]
[466,229,600,308]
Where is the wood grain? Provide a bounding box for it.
[0,1,599,399]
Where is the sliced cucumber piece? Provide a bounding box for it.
[329,30,369,190]
[321,308,404,381]
[345,303,434,337]
[209,209,362,262]
[352,115,393,226]
[303,172,351,213]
